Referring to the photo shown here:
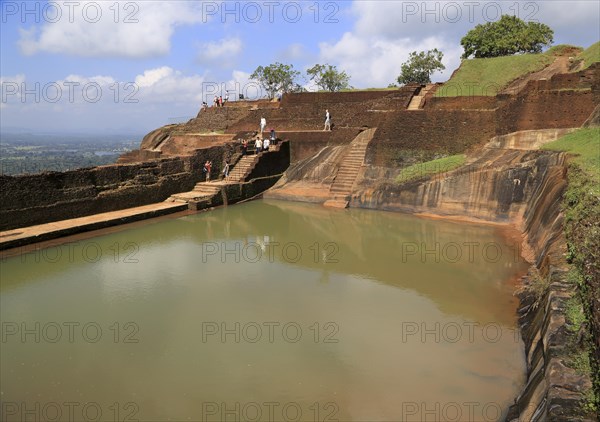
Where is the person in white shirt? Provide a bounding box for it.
[255,137,262,153]
[263,138,270,151]
[260,117,267,135]
[324,109,331,131]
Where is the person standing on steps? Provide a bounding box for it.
[260,117,267,135]
[222,160,230,180]
[255,137,262,154]
[324,109,331,131]
[241,139,248,156]
[205,161,212,182]
[263,137,270,152]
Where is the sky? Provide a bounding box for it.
[1,0,599,135]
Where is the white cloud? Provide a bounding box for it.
[133,67,205,104]
[17,1,203,58]
[134,67,175,88]
[60,74,116,86]
[1,74,27,107]
[198,37,243,63]
[1,68,210,132]
[320,33,460,87]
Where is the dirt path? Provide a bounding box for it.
[501,55,571,95]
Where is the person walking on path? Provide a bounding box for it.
[324,109,331,131]
[263,137,270,152]
[241,139,248,156]
[260,117,267,135]
[255,137,263,154]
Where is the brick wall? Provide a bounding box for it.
[282,90,393,105]
[427,96,500,110]
[366,110,497,167]
[0,145,234,231]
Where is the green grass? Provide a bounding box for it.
[436,53,553,97]
[395,154,466,183]
[579,41,600,69]
[542,128,600,192]
[555,127,600,414]
[546,44,583,56]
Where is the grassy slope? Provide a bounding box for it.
[579,41,600,69]
[542,128,600,192]
[395,154,466,183]
[543,127,600,413]
[436,53,554,97]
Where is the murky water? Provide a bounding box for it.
[1,200,528,421]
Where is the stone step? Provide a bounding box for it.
[336,172,358,178]
[323,199,349,209]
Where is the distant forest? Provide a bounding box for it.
[0,133,141,176]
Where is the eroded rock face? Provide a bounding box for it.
[351,129,570,226]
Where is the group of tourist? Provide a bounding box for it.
[202,109,331,182]
[254,136,271,153]
[213,94,229,107]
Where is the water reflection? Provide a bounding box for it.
[1,200,527,421]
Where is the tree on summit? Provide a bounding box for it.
[397,49,445,85]
[306,64,352,92]
[460,15,554,59]
[250,62,301,99]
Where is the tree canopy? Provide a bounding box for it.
[306,64,351,92]
[461,15,554,59]
[397,49,445,85]
[250,62,301,99]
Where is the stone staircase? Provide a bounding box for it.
[227,154,259,182]
[166,183,222,203]
[165,143,282,206]
[407,84,435,110]
[324,128,377,208]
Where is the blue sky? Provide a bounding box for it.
[1,0,598,135]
